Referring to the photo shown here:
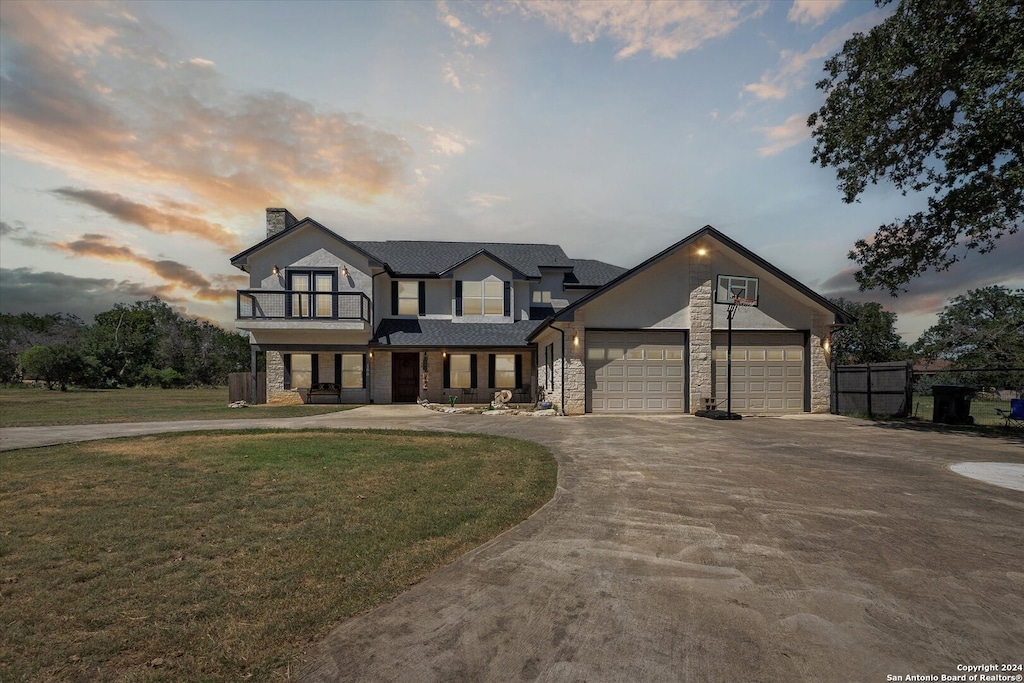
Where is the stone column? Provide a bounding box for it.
[688,242,712,412]
[810,312,831,413]
[563,317,586,415]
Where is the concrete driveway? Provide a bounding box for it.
[4,408,1022,681]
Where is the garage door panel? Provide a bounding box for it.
[588,331,686,412]
[712,332,805,414]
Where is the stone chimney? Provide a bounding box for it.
[266,208,297,238]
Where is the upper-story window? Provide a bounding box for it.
[457,280,509,317]
[532,291,552,304]
[392,281,425,316]
[288,271,335,318]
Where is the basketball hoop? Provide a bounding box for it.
[732,297,757,307]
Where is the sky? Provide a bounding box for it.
[1,0,1020,341]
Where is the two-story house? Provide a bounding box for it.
[230,208,852,414]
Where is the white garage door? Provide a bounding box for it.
[586,331,686,412]
[712,332,805,413]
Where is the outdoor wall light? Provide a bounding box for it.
[272,264,279,275]
[443,351,447,358]
[573,333,579,347]
[341,266,349,277]
[696,247,708,256]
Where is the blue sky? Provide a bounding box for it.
[1,0,1020,340]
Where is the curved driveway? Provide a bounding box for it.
[4,408,1023,681]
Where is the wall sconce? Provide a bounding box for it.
[573,332,579,347]
[272,265,279,275]
[442,351,447,358]
[696,247,708,257]
[341,266,349,278]
[369,351,374,358]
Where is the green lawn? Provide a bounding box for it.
[908,393,1009,426]
[0,386,349,427]
[0,430,557,682]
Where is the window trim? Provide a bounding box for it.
[444,353,477,389]
[284,353,318,389]
[457,279,509,317]
[287,270,337,318]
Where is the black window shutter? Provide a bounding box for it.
[283,354,292,389]
[503,282,511,316]
[470,354,478,388]
[515,354,523,388]
[418,280,426,315]
[312,355,319,385]
[455,281,463,316]
[335,354,341,386]
[362,354,367,389]
[443,354,450,388]
[488,354,496,388]
[391,281,399,315]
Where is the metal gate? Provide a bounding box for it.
[831,361,912,417]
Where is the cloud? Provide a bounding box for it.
[50,187,241,250]
[425,127,469,156]
[442,62,463,91]
[504,0,768,59]
[0,220,48,247]
[466,193,509,208]
[437,0,491,48]
[742,9,888,101]
[788,0,844,27]
[50,234,245,302]
[0,1,417,222]
[820,230,1024,318]
[756,112,810,156]
[0,267,182,321]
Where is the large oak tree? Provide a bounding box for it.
[808,0,1023,294]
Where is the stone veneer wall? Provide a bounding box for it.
[561,318,586,415]
[688,242,712,412]
[266,350,301,405]
[810,312,831,413]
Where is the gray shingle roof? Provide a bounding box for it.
[353,240,574,277]
[564,259,629,287]
[372,319,544,347]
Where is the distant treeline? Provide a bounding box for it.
[0,297,250,390]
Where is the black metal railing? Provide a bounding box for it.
[237,290,371,322]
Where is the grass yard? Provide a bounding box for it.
[0,386,349,427]
[908,393,1009,426]
[0,430,557,682]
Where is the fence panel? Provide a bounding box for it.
[228,372,266,404]
[832,361,912,417]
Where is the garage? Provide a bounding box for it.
[712,332,806,413]
[586,331,686,412]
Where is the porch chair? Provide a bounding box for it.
[995,398,1024,428]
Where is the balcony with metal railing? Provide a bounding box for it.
[236,290,371,330]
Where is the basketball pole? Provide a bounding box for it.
[727,299,737,417]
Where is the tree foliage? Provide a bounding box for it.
[829,298,907,365]
[3,298,249,389]
[912,285,1024,389]
[19,344,87,391]
[808,0,1023,293]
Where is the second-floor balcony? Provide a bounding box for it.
[237,290,371,325]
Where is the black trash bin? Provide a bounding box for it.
[932,385,976,425]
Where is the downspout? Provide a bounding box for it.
[369,270,387,403]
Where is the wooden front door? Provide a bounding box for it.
[392,352,420,403]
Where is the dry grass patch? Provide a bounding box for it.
[0,430,557,682]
